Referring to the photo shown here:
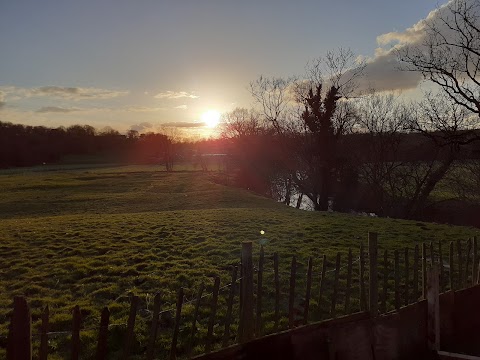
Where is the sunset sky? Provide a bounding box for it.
[0,0,448,137]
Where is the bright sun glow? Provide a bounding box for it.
[201,110,221,128]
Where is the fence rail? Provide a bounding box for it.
[5,233,480,359]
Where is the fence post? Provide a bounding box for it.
[449,242,454,290]
[206,277,220,353]
[368,232,378,317]
[189,283,204,357]
[39,305,49,360]
[331,253,341,318]
[422,243,427,299]
[381,249,388,314]
[360,243,366,311]
[170,288,184,360]
[457,240,463,288]
[122,295,138,360]
[473,237,478,285]
[223,268,237,347]
[427,265,440,351]
[303,257,313,325]
[394,250,400,310]
[71,305,81,360]
[288,255,297,328]
[413,245,419,301]
[273,253,280,332]
[239,242,254,342]
[345,249,353,314]
[404,248,410,306]
[146,294,161,360]
[256,246,265,337]
[7,296,32,360]
[438,241,444,292]
[96,307,110,360]
[318,254,327,319]
[465,238,472,286]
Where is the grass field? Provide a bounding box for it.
[0,164,478,358]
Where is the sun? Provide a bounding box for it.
[201,110,221,128]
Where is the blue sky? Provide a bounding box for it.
[0,0,445,136]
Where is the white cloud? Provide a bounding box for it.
[153,90,199,99]
[356,0,477,92]
[174,105,188,109]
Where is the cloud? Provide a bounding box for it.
[124,106,165,112]
[162,121,204,128]
[154,91,199,99]
[174,105,188,109]
[35,106,82,113]
[130,122,153,132]
[356,0,475,92]
[0,85,129,101]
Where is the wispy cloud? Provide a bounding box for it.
[35,106,82,113]
[0,85,129,101]
[154,91,199,99]
[163,121,204,128]
[174,105,188,109]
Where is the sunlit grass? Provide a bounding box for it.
[0,165,478,358]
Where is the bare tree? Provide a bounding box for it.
[399,0,480,115]
[402,93,479,217]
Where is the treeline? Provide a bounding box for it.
[0,122,177,169]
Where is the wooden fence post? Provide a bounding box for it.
[303,257,313,325]
[39,305,49,360]
[413,245,419,301]
[345,249,353,314]
[146,294,161,360]
[206,277,220,353]
[122,295,138,360]
[273,253,280,332]
[465,238,472,286]
[438,241,444,292]
[331,253,341,318]
[189,283,204,356]
[381,249,388,314]
[457,239,463,288]
[222,268,237,347]
[422,243,427,299]
[404,248,410,306]
[96,307,110,360]
[318,254,327,319]
[170,288,184,360]
[256,246,264,337]
[7,296,32,360]
[239,242,254,342]
[473,237,478,285]
[71,305,81,360]
[288,256,297,328]
[368,232,378,317]
[394,250,400,310]
[427,266,440,351]
[449,242,454,291]
[360,243,366,311]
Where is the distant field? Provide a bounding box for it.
[0,165,478,358]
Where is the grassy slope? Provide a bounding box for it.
[0,165,478,358]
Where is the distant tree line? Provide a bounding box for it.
[0,122,177,170]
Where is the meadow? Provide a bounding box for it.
[0,164,478,358]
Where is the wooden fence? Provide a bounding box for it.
[5,233,480,359]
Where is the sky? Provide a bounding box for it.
[0,0,449,137]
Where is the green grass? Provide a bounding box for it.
[0,165,478,359]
